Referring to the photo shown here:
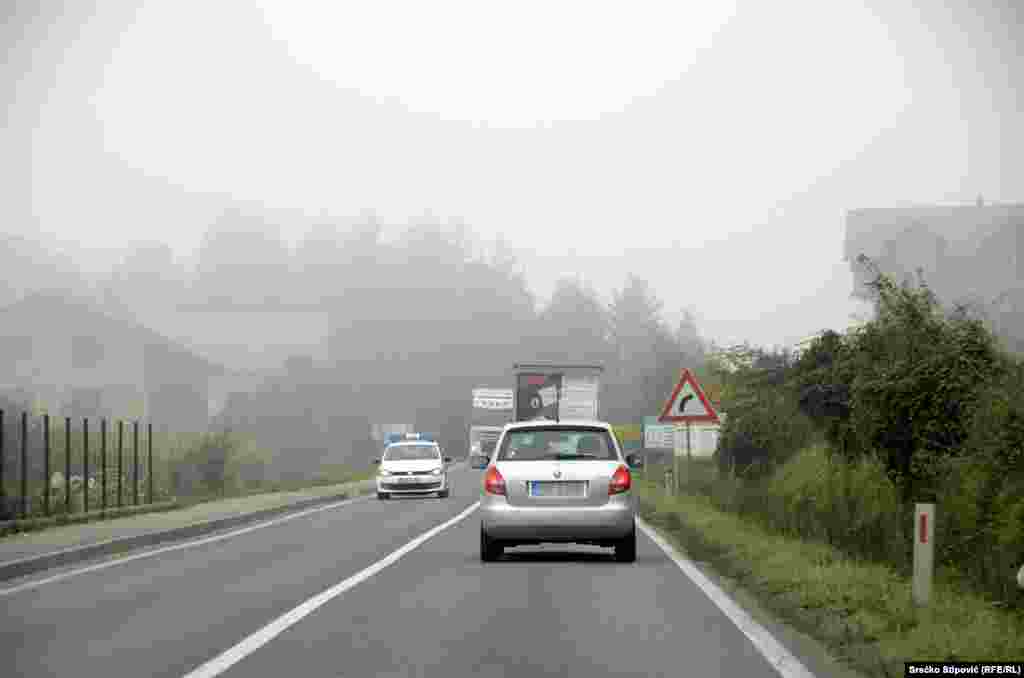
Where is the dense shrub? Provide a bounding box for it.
[714,349,817,479]
[687,261,1022,604]
[936,361,1024,603]
[760,444,905,565]
[169,430,258,499]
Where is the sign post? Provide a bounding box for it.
[658,369,720,496]
[913,503,935,606]
[686,421,692,489]
[673,429,680,494]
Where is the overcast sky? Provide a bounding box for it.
[4,0,1021,350]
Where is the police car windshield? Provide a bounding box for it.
[384,444,440,461]
[496,427,617,461]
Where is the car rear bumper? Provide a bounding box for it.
[479,493,635,541]
[377,475,447,494]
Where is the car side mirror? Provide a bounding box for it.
[626,453,644,469]
[372,459,380,465]
[469,455,489,470]
[444,456,453,463]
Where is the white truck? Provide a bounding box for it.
[469,387,514,460]
[467,364,604,463]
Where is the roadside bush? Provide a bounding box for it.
[716,381,816,480]
[833,261,1002,501]
[936,359,1024,603]
[168,430,246,497]
[756,444,905,566]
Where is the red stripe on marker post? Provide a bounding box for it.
[913,503,935,606]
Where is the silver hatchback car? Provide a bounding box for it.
[470,420,641,562]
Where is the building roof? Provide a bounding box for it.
[0,292,232,377]
[843,202,1024,262]
[132,305,330,372]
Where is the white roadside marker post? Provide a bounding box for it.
[912,503,935,606]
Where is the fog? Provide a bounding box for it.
[2,0,1021,468]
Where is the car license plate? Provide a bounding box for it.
[398,476,418,483]
[528,481,586,497]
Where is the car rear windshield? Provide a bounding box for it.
[384,444,440,461]
[496,427,618,461]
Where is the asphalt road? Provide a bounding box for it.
[2,466,828,678]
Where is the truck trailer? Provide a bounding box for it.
[512,362,604,422]
[469,387,514,460]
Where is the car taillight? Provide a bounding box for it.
[484,466,506,496]
[609,465,631,495]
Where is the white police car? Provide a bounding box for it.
[374,434,453,500]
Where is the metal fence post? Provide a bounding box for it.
[44,413,50,517]
[133,420,139,506]
[64,417,71,514]
[20,411,27,519]
[118,420,123,509]
[148,422,153,503]
[101,419,107,512]
[83,418,89,514]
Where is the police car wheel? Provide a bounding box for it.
[438,490,450,498]
[377,492,389,500]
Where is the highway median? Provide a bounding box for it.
[0,475,379,585]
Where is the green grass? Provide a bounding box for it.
[0,499,183,538]
[637,477,1024,677]
[176,465,376,505]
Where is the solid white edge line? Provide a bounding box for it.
[637,518,819,678]
[181,501,481,678]
[0,492,374,597]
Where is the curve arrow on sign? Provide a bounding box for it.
[658,368,720,424]
[678,394,694,414]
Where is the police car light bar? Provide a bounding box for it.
[385,432,435,445]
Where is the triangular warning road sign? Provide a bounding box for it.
[658,368,720,424]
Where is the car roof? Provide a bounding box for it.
[386,441,439,447]
[503,419,613,431]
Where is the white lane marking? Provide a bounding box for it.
[0,491,375,597]
[182,501,481,678]
[638,518,819,678]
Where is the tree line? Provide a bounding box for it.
[210,211,708,454]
